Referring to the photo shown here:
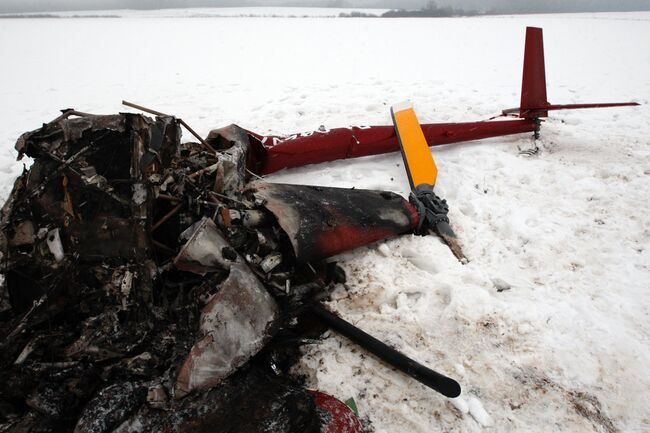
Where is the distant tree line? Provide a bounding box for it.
[382,1,479,17]
[0,13,120,18]
[340,1,479,17]
[338,10,378,17]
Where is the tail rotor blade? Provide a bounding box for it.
[391,103,465,261]
[391,102,438,189]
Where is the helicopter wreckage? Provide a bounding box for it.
[0,26,639,432]
[0,110,461,433]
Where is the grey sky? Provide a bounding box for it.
[1,0,649,14]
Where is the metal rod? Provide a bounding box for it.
[121,100,217,154]
[156,194,181,202]
[152,240,175,254]
[1,294,48,348]
[178,119,217,153]
[121,100,168,117]
[310,303,461,398]
[246,168,264,180]
[208,190,247,206]
[188,162,219,180]
[151,203,183,232]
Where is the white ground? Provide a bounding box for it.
[1,10,649,433]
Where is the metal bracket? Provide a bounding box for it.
[409,187,450,233]
[533,117,541,139]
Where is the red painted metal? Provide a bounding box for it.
[310,391,364,433]
[503,102,640,117]
[248,119,536,175]
[513,27,638,118]
[238,26,639,176]
[250,182,420,262]
[534,102,640,111]
[520,27,549,118]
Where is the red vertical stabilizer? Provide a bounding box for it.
[520,27,549,118]
[508,27,638,118]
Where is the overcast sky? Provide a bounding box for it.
[1,0,650,14]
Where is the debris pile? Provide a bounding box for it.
[0,109,458,432]
[0,111,345,432]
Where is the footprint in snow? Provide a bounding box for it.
[407,255,440,275]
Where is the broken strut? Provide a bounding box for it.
[311,303,461,398]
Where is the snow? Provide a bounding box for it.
[467,396,493,427]
[1,9,649,433]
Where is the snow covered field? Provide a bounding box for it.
[1,9,649,433]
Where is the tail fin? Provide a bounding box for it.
[501,27,638,118]
[520,27,549,118]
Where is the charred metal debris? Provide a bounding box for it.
[0,109,459,432]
